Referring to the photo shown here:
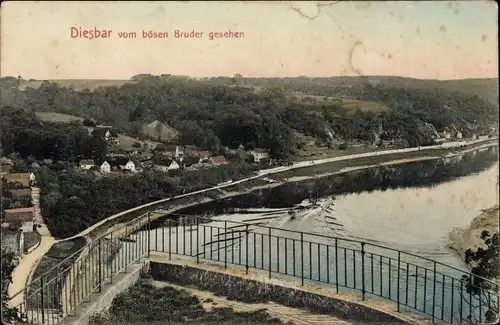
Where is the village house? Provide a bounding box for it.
[209,155,228,166]
[92,127,112,141]
[198,151,212,163]
[453,130,463,139]
[167,160,180,171]
[100,161,111,173]
[4,207,35,233]
[119,160,137,173]
[3,173,31,188]
[249,148,270,163]
[8,188,32,198]
[156,144,184,159]
[184,145,200,158]
[79,159,96,170]
[1,163,13,174]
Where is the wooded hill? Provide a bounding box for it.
[1,75,497,159]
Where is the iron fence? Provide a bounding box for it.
[7,212,499,325]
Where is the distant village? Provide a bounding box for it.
[0,167,39,259]
[77,122,272,176]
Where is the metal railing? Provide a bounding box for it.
[7,212,499,325]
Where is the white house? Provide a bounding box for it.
[249,148,270,163]
[79,159,95,170]
[29,172,36,186]
[123,160,136,173]
[167,160,180,171]
[100,161,111,173]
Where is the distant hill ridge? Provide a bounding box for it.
[3,75,497,105]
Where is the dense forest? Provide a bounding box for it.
[1,75,497,158]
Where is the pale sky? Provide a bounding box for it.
[1,1,498,80]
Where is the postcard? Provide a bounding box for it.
[1,1,498,325]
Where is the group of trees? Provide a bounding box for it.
[2,76,496,160]
[0,106,107,162]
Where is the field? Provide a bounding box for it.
[35,112,159,152]
[295,144,375,161]
[289,93,391,113]
[35,112,84,123]
[18,79,135,91]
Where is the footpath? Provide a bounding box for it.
[8,187,55,308]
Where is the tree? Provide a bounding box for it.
[1,248,26,323]
[462,231,499,323]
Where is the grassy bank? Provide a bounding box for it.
[89,276,283,325]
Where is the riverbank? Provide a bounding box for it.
[449,205,499,261]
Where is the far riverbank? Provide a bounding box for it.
[449,205,499,261]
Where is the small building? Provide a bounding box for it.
[210,155,228,166]
[184,146,199,158]
[119,160,136,173]
[157,144,184,159]
[198,151,212,163]
[100,161,111,173]
[454,130,463,139]
[29,172,36,186]
[3,173,31,188]
[8,188,32,198]
[249,148,270,163]
[4,207,35,223]
[167,160,180,171]
[1,164,13,174]
[92,127,111,141]
[79,159,95,170]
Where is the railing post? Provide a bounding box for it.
[40,277,45,324]
[397,251,401,312]
[245,225,249,274]
[110,232,113,284]
[224,221,227,269]
[361,242,365,301]
[196,218,199,264]
[98,238,102,293]
[124,226,128,273]
[432,262,436,323]
[300,232,304,286]
[147,212,151,258]
[335,238,339,293]
[268,228,272,279]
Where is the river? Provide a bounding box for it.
[118,145,499,323]
[173,145,498,270]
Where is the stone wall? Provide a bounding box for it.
[150,262,410,324]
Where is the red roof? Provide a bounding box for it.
[210,155,227,165]
[199,151,211,157]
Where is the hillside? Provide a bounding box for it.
[1,75,498,159]
[141,120,179,142]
